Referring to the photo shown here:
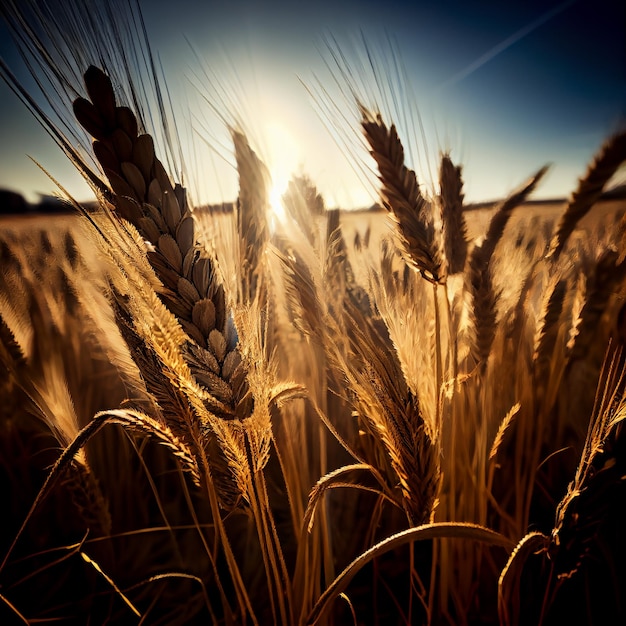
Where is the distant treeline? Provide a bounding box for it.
[2,184,624,217]
[0,189,74,215]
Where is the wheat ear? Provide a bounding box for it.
[232,129,270,304]
[465,166,547,368]
[439,153,467,275]
[474,165,548,271]
[361,107,443,283]
[282,174,326,247]
[325,208,362,304]
[551,348,626,580]
[548,131,626,260]
[567,249,626,363]
[466,262,500,368]
[339,296,440,526]
[73,66,251,420]
[532,278,567,390]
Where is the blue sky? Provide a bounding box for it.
[0,0,624,208]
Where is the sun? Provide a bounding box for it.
[268,171,289,223]
[263,119,300,224]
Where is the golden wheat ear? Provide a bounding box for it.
[73,66,252,420]
[566,248,626,365]
[439,153,467,276]
[464,165,548,368]
[548,130,626,260]
[532,278,567,390]
[232,130,270,305]
[474,165,549,272]
[282,174,326,247]
[550,347,626,581]
[333,293,440,526]
[0,313,26,372]
[361,107,444,284]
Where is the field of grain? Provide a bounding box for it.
[2,1,626,624]
[2,182,626,625]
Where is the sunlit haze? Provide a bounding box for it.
[0,0,624,209]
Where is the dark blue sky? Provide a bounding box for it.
[0,0,624,207]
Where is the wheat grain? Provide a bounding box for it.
[466,259,499,368]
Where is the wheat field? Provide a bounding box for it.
[1,1,626,625]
